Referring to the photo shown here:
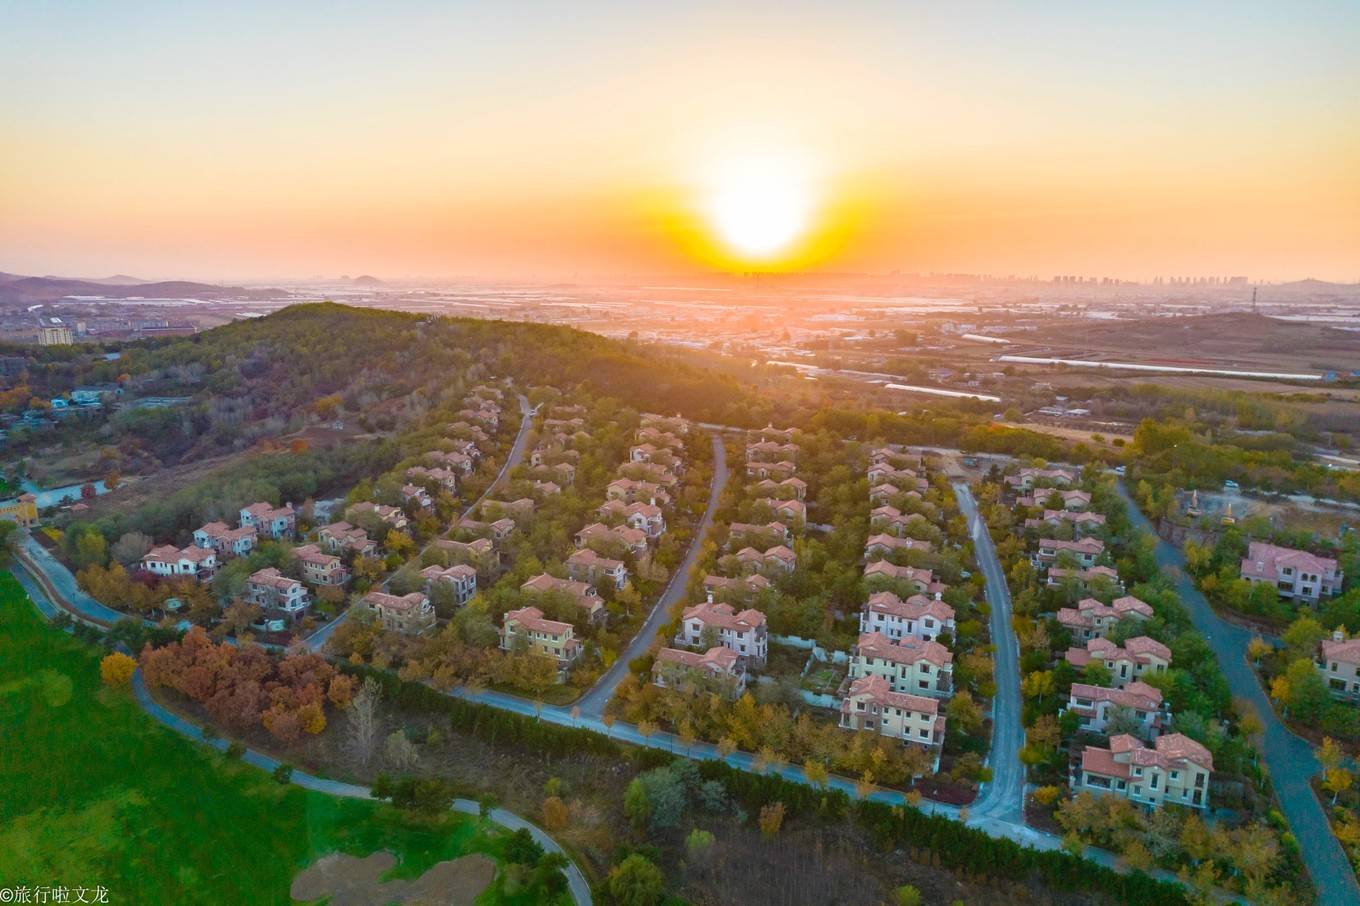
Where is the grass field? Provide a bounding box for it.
[0,572,565,905]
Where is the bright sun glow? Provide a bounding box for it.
[703,152,817,262]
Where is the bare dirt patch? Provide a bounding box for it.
[290,850,495,905]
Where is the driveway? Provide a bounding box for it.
[575,432,728,717]
[953,482,1027,823]
[1117,481,1359,905]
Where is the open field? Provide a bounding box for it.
[1023,312,1360,374]
[0,572,560,905]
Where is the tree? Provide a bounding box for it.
[1319,736,1345,775]
[1247,636,1273,666]
[603,854,664,906]
[758,801,785,839]
[384,729,419,770]
[1283,615,1326,662]
[945,690,984,736]
[623,777,651,831]
[100,652,136,686]
[803,759,829,788]
[1325,766,1353,805]
[345,677,383,766]
[542,795,569,831]
[895,885,923,906]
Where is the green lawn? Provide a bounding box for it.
[0,572,566,905]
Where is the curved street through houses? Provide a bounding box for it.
[575,432,728,717]
[1117,481,1360,905]
[304,393,537,652]
[953,482,1027,824]
[10,464,1261,902]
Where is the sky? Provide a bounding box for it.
[1,1,1357,283]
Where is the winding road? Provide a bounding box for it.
[953,482,1027,824]
[1117,482,1360,905]
[9,553,592,906]
[575,432,728,717]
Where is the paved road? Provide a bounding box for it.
[575,433,728,717]
[8,561,592,906]
[303,394,537,652]
[953,482,1027,823]
[16,535,128,628]
[1117,481,1360,905]
[127,667,592,905]
[14,538,1228,899]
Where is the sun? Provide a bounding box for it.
[702,152,816,263]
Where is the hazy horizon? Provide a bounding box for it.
[3,1,1357,284]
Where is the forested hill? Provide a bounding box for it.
[124,302,772,428]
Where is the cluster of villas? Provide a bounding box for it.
[142,500,299,583]
[645,425,801,698]
[1007,464,1213,811]
[500,411,692,678]
[839,447,956,772]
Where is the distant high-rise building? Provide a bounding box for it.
[38,325,73,346]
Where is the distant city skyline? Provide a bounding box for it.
[2,1,1357,283]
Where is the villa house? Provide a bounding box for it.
[728,521,792,550]
[406,465,458,492]
[733,544,796,576]
[192,521,257,558]
[346,501,408,530]
[652,646,747,697]
[239,502,296,539]
[500,606,581,669]
[141,545,218,581]
[400,483,434,510]
[1064,681,1168,740]
[744,460,797,481]
[701,573,771,601]
[317,522,379,557]
[420,563,478,605]
[847,631,953,699]
[870,483,922,506]
[839,674,945,771]
[1024,510,1106,536]
[1240,541,1343,603]
[1036,537,1105,568]
[1074,733,1212,811]
[1046,565,1123,592]
[677,601,768,666]
[1006,467,1079,492]
[1066,636,1172,687]
[755,497,806,524]
[860,591,956,641]
[426,450,475,475]
[520,573,606,624]
[566,548,629,590]
[576,522,649,556]
[746,440,800,463]
[1318,630,1360,701]
[363,591,435,635]
[864,534,933,558]
[433,537,497,571]
[870,505,930,537]
[862,562,947,596]
[293,544,348,586]
[1056,595,1154,642]
[245,568,309,618]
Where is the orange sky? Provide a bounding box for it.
[1,3,1357,282]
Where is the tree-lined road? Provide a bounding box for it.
[576,432,727,717]
[953,482,1027,824]
[304,393,537,652]
[1117,482,1360,905]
